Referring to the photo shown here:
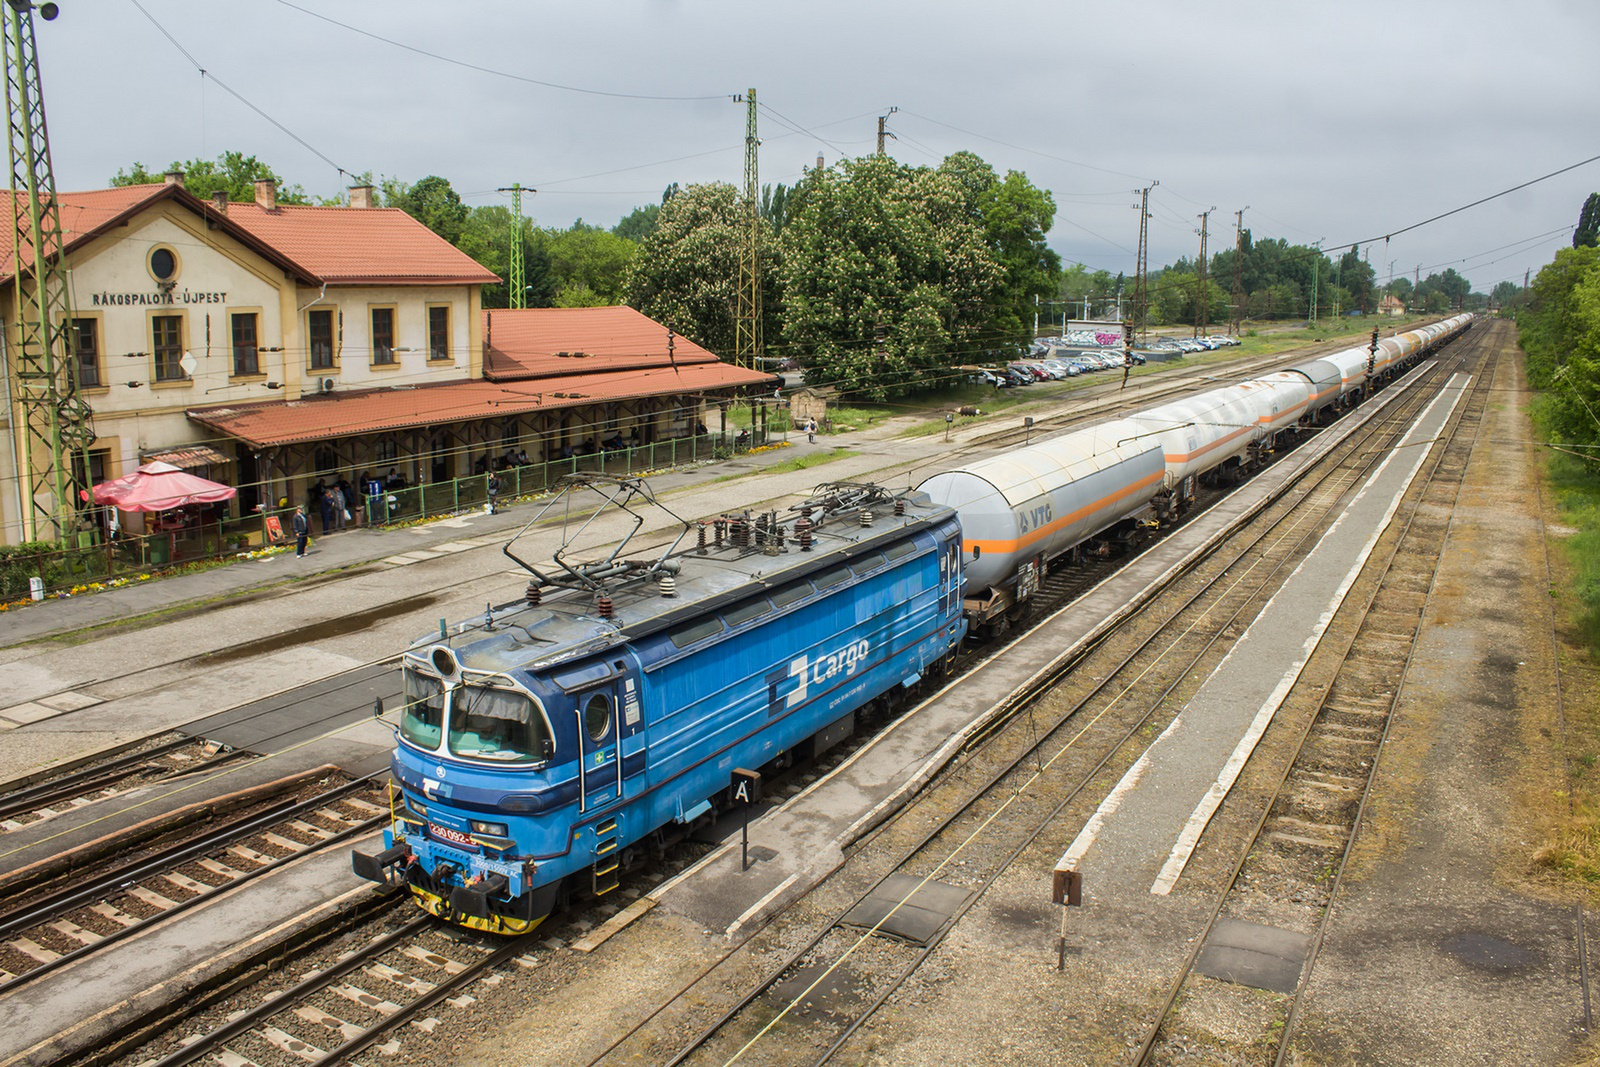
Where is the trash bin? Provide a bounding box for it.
[150,536,170,565]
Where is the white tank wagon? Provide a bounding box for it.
[918,419,1165,634]
[1277,359,1343,422]
[1326,313,1474,400]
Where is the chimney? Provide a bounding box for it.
[348,184,375,209]
[211,190,228,216]
[816,152,824,170]
[254,178,277,211]
[164,169,184,186]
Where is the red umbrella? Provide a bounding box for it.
[91,460,237,513]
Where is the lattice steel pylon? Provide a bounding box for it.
[4,1,92,544]
[498,182,532,309]
[734,87,760,369]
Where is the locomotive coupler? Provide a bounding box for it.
[450,872,510,919]
[350,842,409,886]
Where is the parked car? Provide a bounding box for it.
[1042,359,1080,378]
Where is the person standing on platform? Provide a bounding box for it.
[487,472,501,515]
[330,483,347,531]
[292,505,309,558]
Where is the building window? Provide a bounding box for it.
[152,315,185,382]
[309,309,334,370]
[376,437,398,462]
[371,307,394,365]
[231,312,259,376]
[72,318,99,388]
[428,306,449,361]
[148,245,179,284]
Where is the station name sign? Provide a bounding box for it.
[89,289,229,307]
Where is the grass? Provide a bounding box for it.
[1527,399,1600,890]
[712,447,858,482]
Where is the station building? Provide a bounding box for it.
[0,176,775,545]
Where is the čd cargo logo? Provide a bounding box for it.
[769,639,871,713]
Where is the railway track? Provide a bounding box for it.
[1126,322,1497,1065]
[0,736,254,831]
[8,333,1472,1067]
[0,774,386,996]
[569,334,1480,1065]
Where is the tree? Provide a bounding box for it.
[776,154,1003,400]
[624,182,780,356]
[459,205,554,309]
[387,175,467,245]
[111,151,309,204]
[1337,246,1377,313]
[545,225,636,305]
[1490,280,1522,309]
[956,156,1060,347]
[1576,192,1600,249]
[613,203,660,243]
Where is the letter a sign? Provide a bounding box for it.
[731,768,761,806]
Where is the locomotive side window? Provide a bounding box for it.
[850,551,886,576]
[584,693,612,741]
[769,581,812,609]
[723,597,771,628]
[449,684,552,763]
[883,540,916,561]
[812,564,852,590]
[400,669,444,749]
[669,617,724,649]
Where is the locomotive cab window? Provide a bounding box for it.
[449,684,551,762]
[400,669,444,749]
[583,693,612,742]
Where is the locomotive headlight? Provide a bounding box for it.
[471,820,509,837]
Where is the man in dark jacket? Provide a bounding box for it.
[292,505,309,558]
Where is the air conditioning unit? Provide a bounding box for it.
[319,378,335,395]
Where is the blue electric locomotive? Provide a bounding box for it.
[353,479,966,934]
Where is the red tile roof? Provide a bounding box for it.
[484,306,725,381]
[188,361,778,449]
[224,201,499,286]
[0,183,499,287]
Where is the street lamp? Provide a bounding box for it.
[944,412,954,442]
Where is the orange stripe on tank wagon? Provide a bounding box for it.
[964,469,1166,555]
[1162,424,1250,464]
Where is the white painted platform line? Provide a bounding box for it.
[1148,374,1470,895]
[1052,374,1470,892]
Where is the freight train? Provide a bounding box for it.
[353,314,1472,934]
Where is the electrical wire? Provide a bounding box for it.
[128,0,353,181]
[271,0,728,102]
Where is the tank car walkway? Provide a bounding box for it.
[1056,373,1471,896]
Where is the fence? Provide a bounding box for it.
[3,431,768,600]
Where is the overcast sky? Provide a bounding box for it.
[38,0,1600,296]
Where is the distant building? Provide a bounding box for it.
[1378,294,1406,317]
[0,177,774,544]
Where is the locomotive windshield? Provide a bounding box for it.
[400,669,444,748]
[398,665,551,764]
[449,684,552,762]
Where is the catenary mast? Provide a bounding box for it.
[4,0,92,544]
